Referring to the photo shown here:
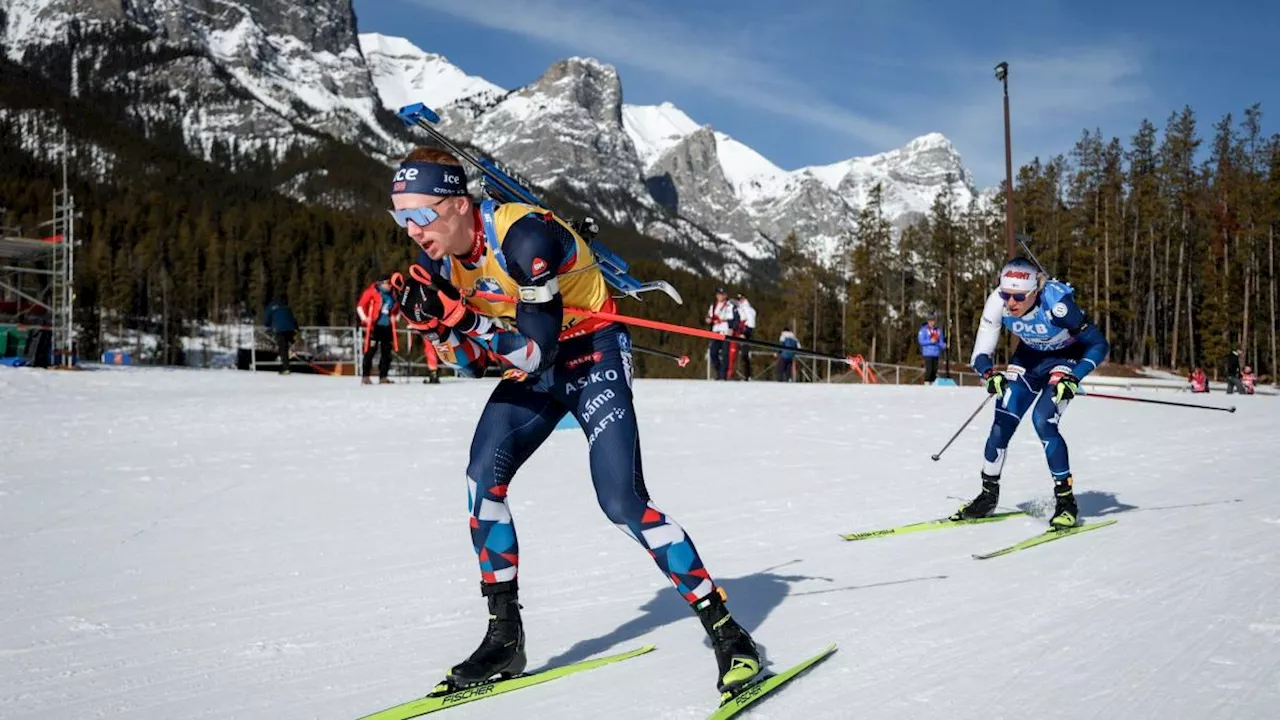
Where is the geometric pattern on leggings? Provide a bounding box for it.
[984,367,1074,481]
[616,502,713,603]
[468,474,518,584]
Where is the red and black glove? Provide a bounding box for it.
[399,265,477,334]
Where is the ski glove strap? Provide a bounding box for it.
[984,369,1006,396]
[1049,372,1080,403]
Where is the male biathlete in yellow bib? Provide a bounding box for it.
[387,147,761,698]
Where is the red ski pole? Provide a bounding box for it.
[469,290,862,367]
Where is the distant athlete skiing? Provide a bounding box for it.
[953,257,1110,529]
[385,147,761,699]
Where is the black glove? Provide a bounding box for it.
[984,369,1006,396]
[397,271,445,331]
[400,265,477,332]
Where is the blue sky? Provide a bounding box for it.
[354,0,1278,188]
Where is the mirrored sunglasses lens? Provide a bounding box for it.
[389,207,439,229]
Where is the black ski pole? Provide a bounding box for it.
[931,394,994,461]
[1081,391,1236,413]
[633,344,690,367]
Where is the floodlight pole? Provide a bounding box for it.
[996,61,1015,260]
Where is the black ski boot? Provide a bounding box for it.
[950,474,1001,521]
[693,588,761,697]
[1049,476,1078,530]
[433,580,526,694]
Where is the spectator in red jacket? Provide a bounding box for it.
[357,274,400,384]
[1188,367,1209,393]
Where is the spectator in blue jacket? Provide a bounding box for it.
[775,327,801,382]
[263,297,299,375]
[917,312,946,384]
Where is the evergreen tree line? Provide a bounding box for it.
[5,38,1278,382]
[772,103,1280,381]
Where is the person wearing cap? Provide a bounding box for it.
[385,146,761,697]
[356,273,400,384]
[705,288,737,380]
[954,257,1110,530]
[916,311,946,384]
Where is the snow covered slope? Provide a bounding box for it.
[4,369,1274,719]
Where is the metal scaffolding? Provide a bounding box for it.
[0,188,76,366]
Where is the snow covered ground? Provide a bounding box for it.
[1,367,1277,719]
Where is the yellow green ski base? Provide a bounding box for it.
[356,645,655,719]
[973,519,1118,560]
[840,511,1026,541]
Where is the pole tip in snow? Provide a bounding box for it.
[396,103,440,126]
[930,454,941,461]
[1229,406,1237,413]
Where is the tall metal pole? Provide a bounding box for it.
[996,62,1015,260]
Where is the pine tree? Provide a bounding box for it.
[1160,106,1202,369]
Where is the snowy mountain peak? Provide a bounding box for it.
[531,56,626,126]
[622,102,703,168]
[358,31,503,112]
[357,31,423,59]
[904,131,954,152]
[3,0,407,168]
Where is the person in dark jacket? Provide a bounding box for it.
[917,312,946,384]
[1224,348,1244,394]
[263,297,299,374]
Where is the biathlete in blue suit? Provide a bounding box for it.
[953,257,1110,529]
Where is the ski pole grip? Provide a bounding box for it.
[396,103,441,126]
